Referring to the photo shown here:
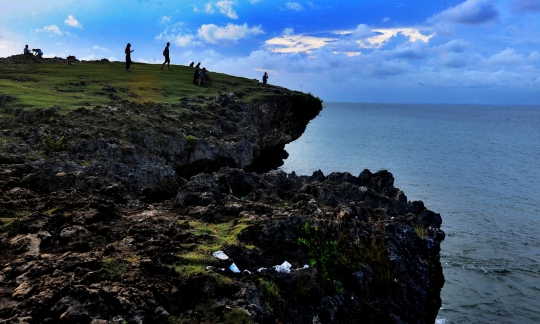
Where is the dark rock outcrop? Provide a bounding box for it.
[0,63,444,323]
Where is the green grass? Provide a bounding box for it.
[102,256,128,276]
[414,225,426,238]
[258,278,283,312]
[0,59,271,114]
[174,219,253,283]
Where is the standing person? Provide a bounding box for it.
[262,72,268,84]
[160,42,171,70]
[125,43,134,71]
[23,45,31,55]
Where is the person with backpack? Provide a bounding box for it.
[160,42,171,70]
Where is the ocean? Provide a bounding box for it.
[280,102,540,324]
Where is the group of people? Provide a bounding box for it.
[193,67,213,87]
[23,45,43,58]
[125,42,214,86]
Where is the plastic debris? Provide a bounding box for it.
[298,264,309,270]
[229,263,241,273]
[257,267,267,272]
[243,270,252,275]
[206,266,213,270]
[273,261,292,273]
[212,251,229,260]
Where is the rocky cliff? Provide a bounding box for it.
[0,59,444,324]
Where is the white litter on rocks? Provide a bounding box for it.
[229,263,241,273]
[274,261,292,273]
[257,267,267,272]
[212,251,229,260]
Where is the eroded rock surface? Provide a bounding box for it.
[0,166,444,323]
[0,66,445,323]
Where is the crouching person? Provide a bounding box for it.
[32,48,43,58]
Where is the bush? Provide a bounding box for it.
[42,130,67,153]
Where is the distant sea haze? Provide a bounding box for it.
[281,102,540,324]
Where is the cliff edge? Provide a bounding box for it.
[0,57,444,324]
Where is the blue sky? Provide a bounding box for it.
[2,0,540,104]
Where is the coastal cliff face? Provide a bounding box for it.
[0,59,444,324]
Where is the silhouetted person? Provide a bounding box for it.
[193,68,200,85]
[125,43,134,71]
[195,62,200,69]
[189,62,194,67]
[262,72,268,84]
[23,45,31,55]
[160,42,171,70]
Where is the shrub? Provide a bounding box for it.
[42,130,67,153]
[298,221,352,285]
[414,226,426,238]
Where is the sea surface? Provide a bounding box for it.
[280,102,540,324]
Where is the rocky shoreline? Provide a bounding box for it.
[0,60,444,324]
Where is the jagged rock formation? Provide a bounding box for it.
[0,167,444,324]
[0,90,321,201]
[0,62,444,324]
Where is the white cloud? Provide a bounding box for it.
[283,28,294,36]
[286,2,303,11]
[250,0,263,3]
[80,54,97,61]
[175,34,199,47]
[204,3,214,13]
[92,45,110,51]
[333,51,362,57]
[485,48,525,65]
[350,24,378,39]
[265,35,336,54]
[528,51,540,62]
[429,0,499,25]
[160,16,171,24]
[64,15,82,28]
[216,0,238,19]
[306,1,322,9]
[35,25,63,35]
[358,28,435,48]
[197,1,238,18]
[198,23,264,45]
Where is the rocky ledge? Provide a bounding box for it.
[0,72,444,323]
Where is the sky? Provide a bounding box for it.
[1,0,540,105]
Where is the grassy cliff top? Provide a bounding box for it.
[0,56,277,113]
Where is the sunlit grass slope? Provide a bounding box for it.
[0,59,264,113]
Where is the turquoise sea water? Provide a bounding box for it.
[280,102,540,324]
